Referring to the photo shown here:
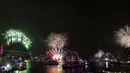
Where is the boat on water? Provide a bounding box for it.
[62,50,86,68]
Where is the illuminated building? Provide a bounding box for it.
[125,48,130,61]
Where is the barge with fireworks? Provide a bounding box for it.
[62,51,86,68]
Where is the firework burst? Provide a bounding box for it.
[2,29,32,50]
[115,25,130,48]
[46,48,67,62]
[45,32,68,62]
[45,32,68,50]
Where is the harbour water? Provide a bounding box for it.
[9,61,129,73]
[13,64,85,73]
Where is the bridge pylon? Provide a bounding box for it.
[0,45,4,54]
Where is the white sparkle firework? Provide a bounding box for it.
[2,29,32,50]
[46,48,66,62]
[115,25,130,48]
[46,33,68,50]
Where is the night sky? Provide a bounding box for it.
[0,1,129,59]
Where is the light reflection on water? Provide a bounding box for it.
[11,61,85,73]
[14,65,84,73]
[14,60,31,73]
[45,65,83,73]
[15,69,30,73]
[46,65,63,73]
[10,61,129,73]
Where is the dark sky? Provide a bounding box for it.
[0,1,129,59]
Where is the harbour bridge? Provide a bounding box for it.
[0,29,33,59]
[0,44,32,60]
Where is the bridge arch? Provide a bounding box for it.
[2,29,32,50]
